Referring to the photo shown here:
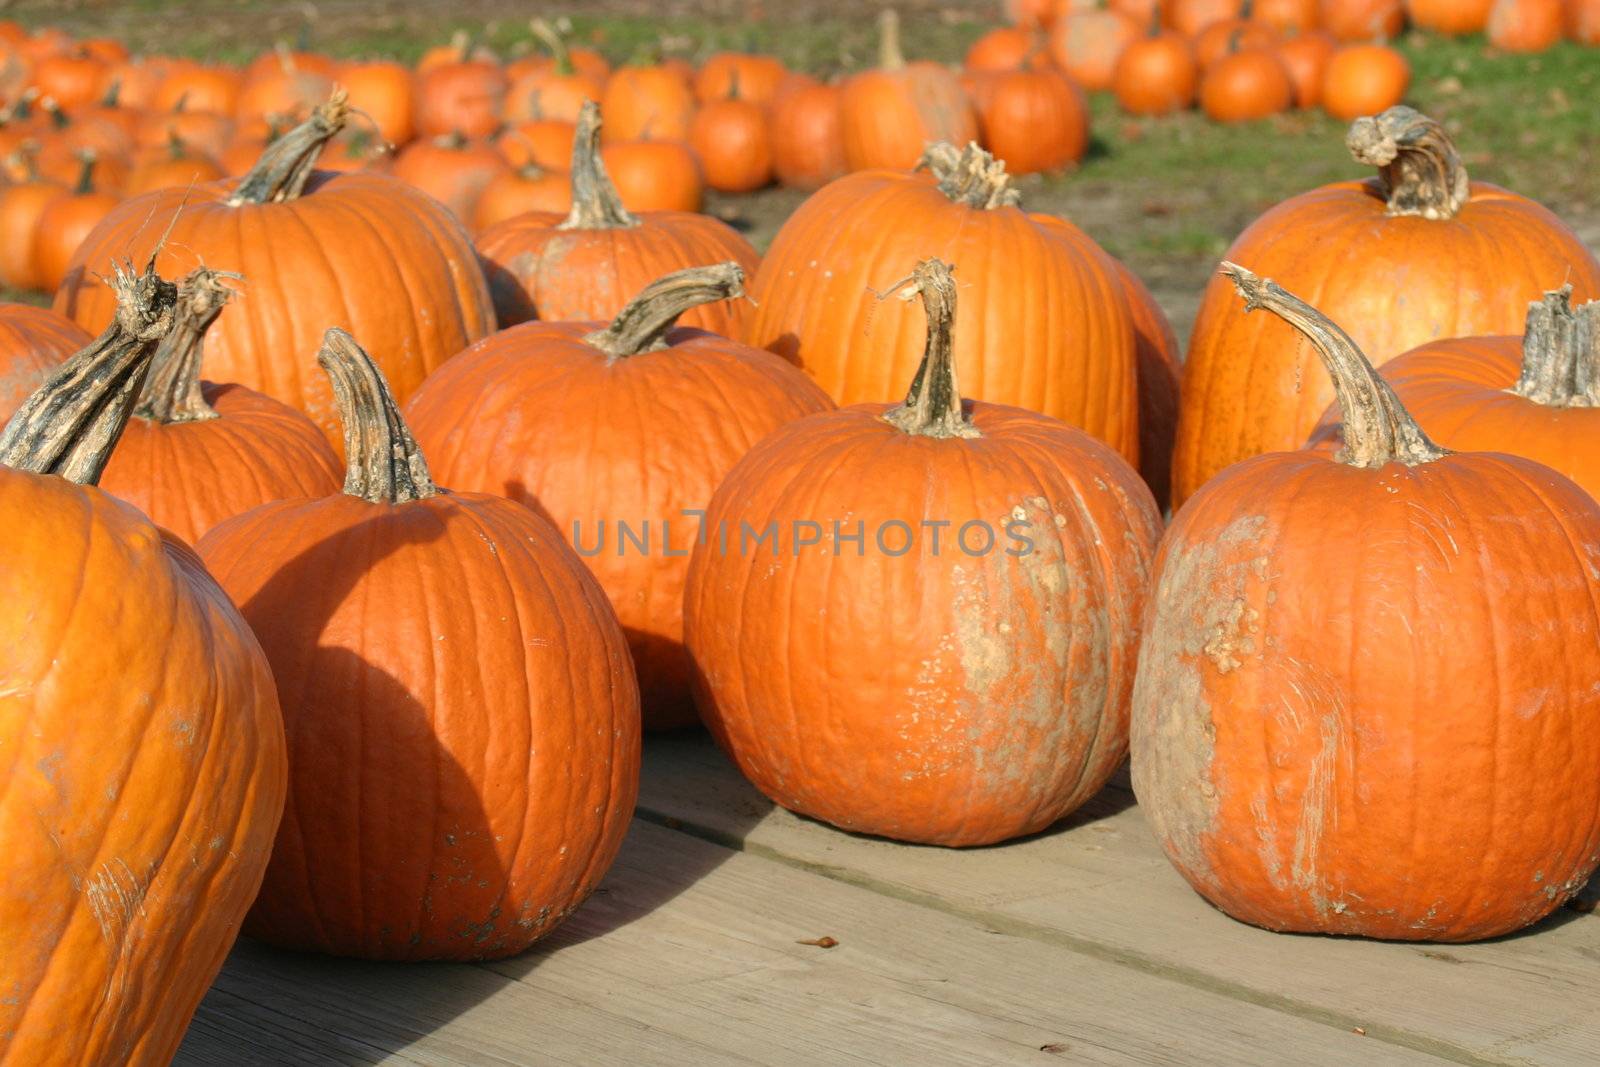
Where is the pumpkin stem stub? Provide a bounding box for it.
[881,258,980,440]
[1346,106,1469,221]
[559,101,639,231]
[229,88,350,206]
[136,267,240,424]
[584,263,746,358]
[919,141,1021,210]
[318,327,439,504]
[878,9,906,70]
[1222,262,1446,469]
[1511,287,1600,408]
[0,257,179,484]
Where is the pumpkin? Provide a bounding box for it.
[1194,20,1280,69]
[964,26,1047,71]
[1049,6,1141,91]
[694,52,788,104]
[196,328,639,959]
[338,59,416,145]
[769,76,847,190]
[599,63,696,143]
[1169,0,1245,35]
[1487,0,1565,51]
[243,45,337,83]
[1404,0,1493,34]
[686,258,1160,846]
[1114,258,1183,511]
[1308,288,1600,502]
[234,50,332,126]
[30,47,108,109]
[1254,0,1322,31]
[471,161,570,229]
[745,142,1141,465]
[151,62,241,116]
[0,160,64,290]
[33,152,121,292]
[136,99,235,160]
[601,138,704,213]
[839,9,978,172]
[497,117,577,171]
[0,258,285,1064]
[1133,263,1600,941]
[1571,0,1600,43]
[1009,0,1061,27]
[474,101,757,332]
[96,267,342,543]
[123,134,225,195]
[1172,107,1600,508]
[1276,30,1336,107]
[973,67,1089,176]
[1113,27,1200,116]
[406,265,834,729]
[688,96,774,193]
[505,22,604,126]
[314,128,395,175]
[1319,43,1409,121]
[1198,46,1294,122]
[415,30,490,75]
[54,91,495,446]
[390,131,510,227]
[0,303,91,424]
[413,56,506,140]
[1318,0,1404,39]
[510,18,612,84]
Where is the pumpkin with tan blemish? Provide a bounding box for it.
[1134,263,1600,941]
[687,258,1160,847]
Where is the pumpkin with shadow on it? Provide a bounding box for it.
[197,328,639,960]
[0,302,90,425]
[838,9,978,172]
[686,258,1161,847]
[390,131,511,230]
[96,267,342,544]
[1172,106,1600,509]
[1134,263,1600,941]
[1276,30,1336,108]
[53,90,495,448]
[406,264,835,731]
[474,101,757,333]
[0,257,286,1065]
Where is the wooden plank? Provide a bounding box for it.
[180,819,1405,1066]
[638,733,1600,1067]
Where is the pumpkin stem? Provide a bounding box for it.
[228,88,349,206]
[1346,106,1469,221]
[881,258,980,440]
[529,17,573,76]
[1509,287,1600,408]
[318,327,439,504]
[584,263,746,359]
[0,257,179,484]
[878,8,906,70]
[71,148,96,195]
[135,267,240,425]
[1221,262,1447,468]
[559,100,638,231]
[918,141,1021,210]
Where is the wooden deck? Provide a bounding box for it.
[177,733,1600,1066]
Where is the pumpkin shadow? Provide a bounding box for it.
[475,252,531,327]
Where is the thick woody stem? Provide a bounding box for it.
[583,264,745,358]
[1510,287,1600,408]
[558,100,638,231]
[878,9,906,70]
[317,327,439,504]
[135,267,239,424]
[918,141,1021,210]
[1222,262,1447,468]
[1346,106,1469,221]
[229,88,350,205]
[881,258,980,440]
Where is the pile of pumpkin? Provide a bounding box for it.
[5,39,1600,1067]
[994,0,1600,123]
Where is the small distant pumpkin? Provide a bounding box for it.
[839,9,978,171]
[1319,43,1410,120]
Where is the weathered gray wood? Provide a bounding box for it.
[638,734,1600,1067]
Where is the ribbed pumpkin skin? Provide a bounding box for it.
[474,212,760,333]
[51,173,495,445]
[1307,335,1600,501]
[405,323,834,730]
[1113,259,1181,512]
[97,382,343,544]
[1132,451,1600,940]
[745,170,1140,465]
[1,472,286,1063]
[1173,180,1600,507]
[197,491,640,960]
[0,304,92,424]
[684,402,1161,846]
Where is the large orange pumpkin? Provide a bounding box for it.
[53,91,495,446]
[838,10,978,172]
[0,258,285,1063]
[1173,107,1600,507]
[0,303,90,424]
[745,141,1141,465]
[686,258,1160,846]
[97,267,342,544]
[474,101,758,333]
[196,328,639,960]
[1134,264,1600,941]
[406,264,835,730]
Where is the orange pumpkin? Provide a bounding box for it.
[1571,0,1600,43]
[1169,0,1245,35]
[338,59,416,145]
[0,161,65,290]
[1487,0,1565,51]
[1113,28,1200,115]
[1318,0,1405,39]
[136,100,235,160]
[1320,43,1410,120]
[1198,47,1294,122]
[475,103,755,332]
[688,96,774,193]
[1194,20,1280,69]
[1050,6,1141,90]
[234,49,332,126]
[390,132,510,228]
[0,259,285,1064]
[0,303,90,423]
[124,135,225,195]
[413,57,506,139]
[55,92,495,446]
[964,26,1048,71]
[693,52,788,104]
[1173,107,1600,507]
[497,117,577,171]
[1254,0,1322,31]
[1135,263,1600,941]
[407,265,834,729]
[968,67,1089,176]
[1404,0,1493,33]
[1114,258,1183,511]
[151,62,242,116]
[601,139,705,213]
[839,10,978,172]
[1276,30,1337,107]
[745,142,1141,465]
[769,76,847,190]
[687,258,1160,846]
[600,63,696,143]
[471,162,570,229]
[30,47,108,109]
[33,152,121,292]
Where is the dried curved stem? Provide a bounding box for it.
[1222,262,1446,468]
[584,264,745,358]
[0,258,179,484]
[1346,106,1469,221]
[559,101,638,231]
[919,142,1020,210]
[878,8,905,70]
[881,259,979,440]
[229,88,349,206]
[1510,287,1600,408]
[529,17,572,75]
[135,267,239,424]
[318,328,438,504]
